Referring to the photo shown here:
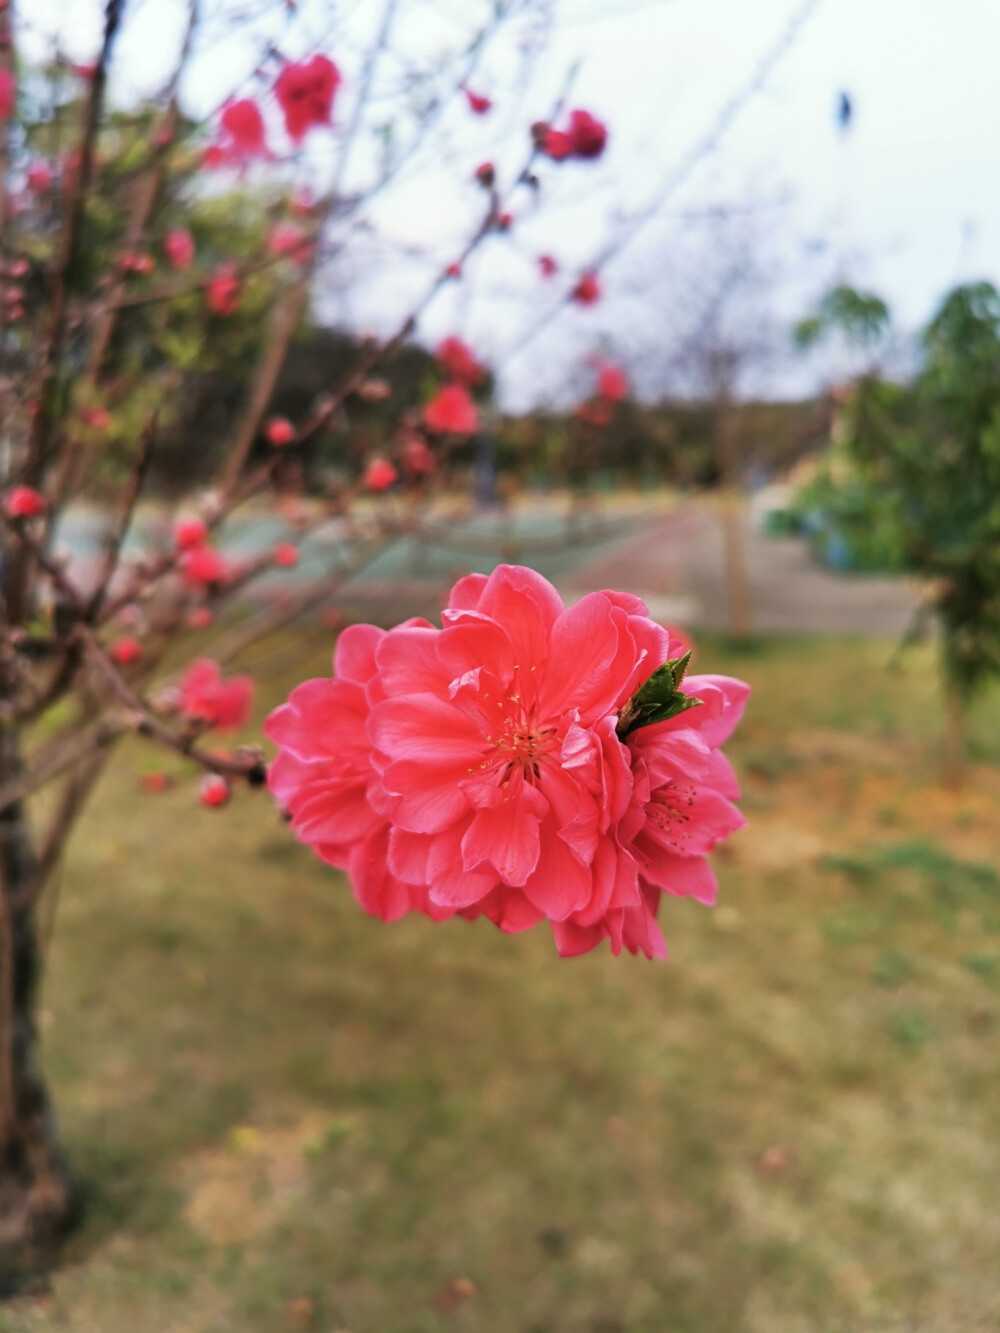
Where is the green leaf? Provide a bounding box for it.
[616,654,702,740]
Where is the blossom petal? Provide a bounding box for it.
[681,674,751,747]
[446,572,489,612]
[369,693,488,763]
[265,679,366,761]
[383,758,471,833]
[388,828,432,885]
[640,854,718,904]
[461,773,547,886]
[427,824,497,907]
[537,592,622,721]
[375,625,448,695]
[334,623,384,683]
[551,918,606,957]
[473,565,563,670]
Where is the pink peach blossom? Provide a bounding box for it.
[266,567,748,957]
[266,624,457,923]
[275,56,340,142]
[424,383,478,435]
[363,457,397,490]
[435,336,484,387]
[179,659,254,731]
[164,228,195,270]
[181,544,227,587]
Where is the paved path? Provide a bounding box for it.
[52,496,920,637]
[562,504,921,636]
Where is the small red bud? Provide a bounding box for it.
[266,416,296,446]
[109,636,143,666]
[199,774,231,808]
[3,485,46,519]
[187,607,214,630]
[272,542,299,568]
[174,516,208,550]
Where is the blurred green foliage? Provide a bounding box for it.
[790,282,1000,698]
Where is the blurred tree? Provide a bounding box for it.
[793,281,1000,780]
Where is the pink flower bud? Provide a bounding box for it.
[363,457,398,491]
[174,516,208,550]
[463,87,492,115]
[109,636,143,666]
[435,337,484,387]
[181,545,226,587]
[272,542,299,568]
[164,228,195,270]
[571,271,601,306]
[199,774,231,808]
[207,263,240,316]
[275,56,340,142]
[26,161,52,192]
[3,485,46,518]
[266,416,295,446]
[424,384,478,435]
[187,607,214,630]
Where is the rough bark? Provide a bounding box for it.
[0,730,78,1272]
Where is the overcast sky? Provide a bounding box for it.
[19,0,1000,408]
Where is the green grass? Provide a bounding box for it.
[3,635,1000,1331]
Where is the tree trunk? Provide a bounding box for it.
[715,399,752,642]
[0,730,78,1272]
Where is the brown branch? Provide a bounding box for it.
[493,0,821,374]
[215,0,401,497]
[87,413,158,619]
[217,274,311,494]
[206,529,398,669]
[24,0,124,477]
[0,863,14,1148]
[6,0,124,628]
[0,717,124,820]
[91,244,292,317]
[85,0,201,379]
[13,751,109,917]
[76,626,264,783]
[0,515,87,615]
[0,4,14,385]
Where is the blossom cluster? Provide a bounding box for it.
[266,566,747,959]
[206,55,340,167]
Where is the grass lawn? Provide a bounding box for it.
[4,632,1000,1332]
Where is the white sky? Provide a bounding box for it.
[18,0,1000,409]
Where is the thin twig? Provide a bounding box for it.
[76,625,264,782]
[87,413,158,620]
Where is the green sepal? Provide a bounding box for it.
[616,652,702,740]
